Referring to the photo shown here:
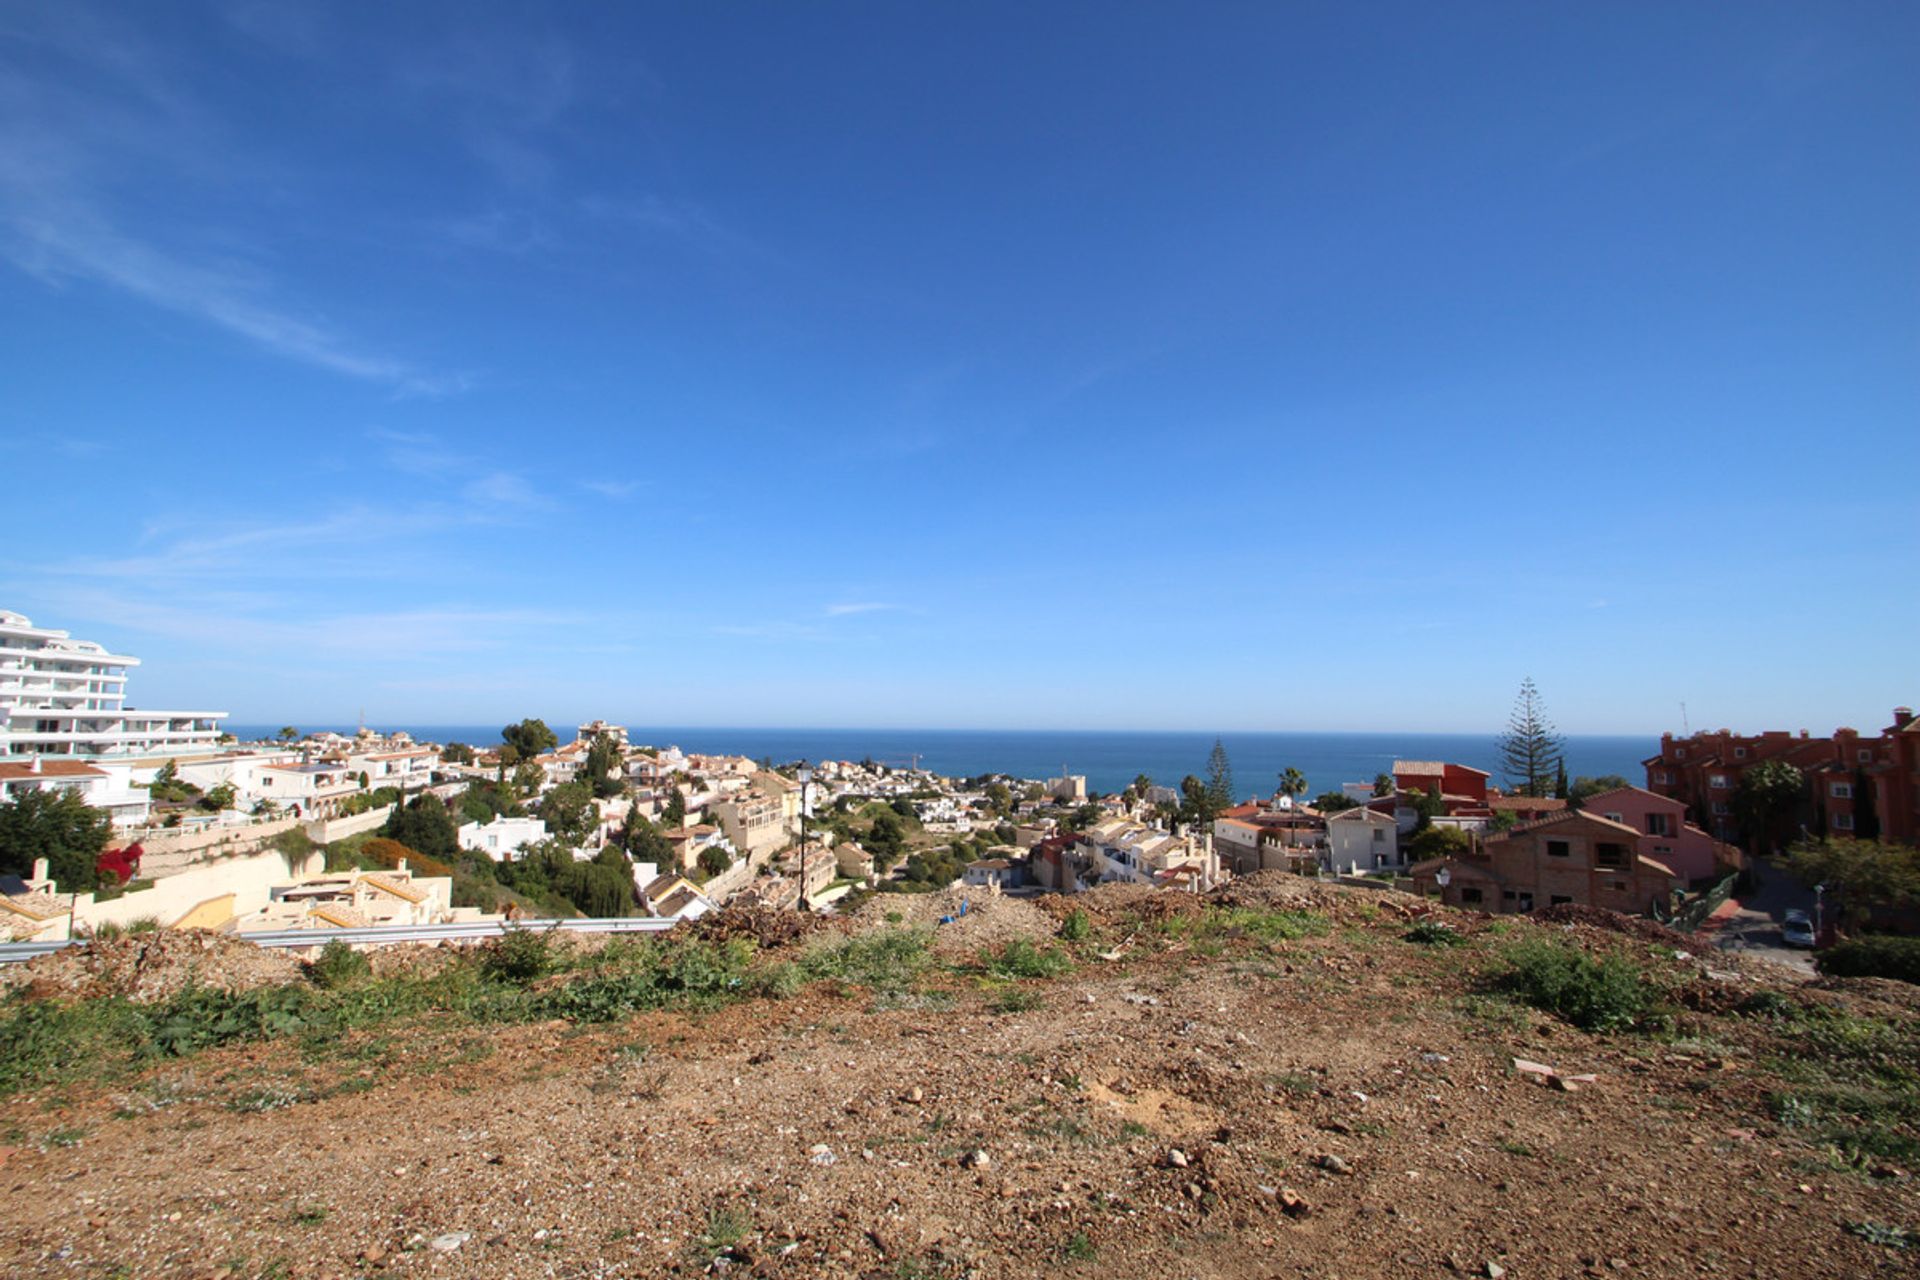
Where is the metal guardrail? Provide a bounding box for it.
[0,916,680,967]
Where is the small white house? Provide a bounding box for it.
[1326,806,1401,872]
[457,816,548,862]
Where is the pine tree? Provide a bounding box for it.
[1498,678,1565,798]
[1205,739,1235,811]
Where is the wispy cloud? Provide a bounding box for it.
[581,478,641,499]
[3,203,461,393]
[463,471,545,507]
[713,622,829,642]
[0,4,461,395]
[824,602,901,617]
[29,587,569,659]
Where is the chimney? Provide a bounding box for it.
[1898,707,1915,726]
[27,755,40,774]
[31,857,49,881]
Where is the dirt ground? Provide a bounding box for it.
[1,879,1915,1280]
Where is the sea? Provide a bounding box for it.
[224,726,1654,800]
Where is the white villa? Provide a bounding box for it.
[0,610,226,761]
[458,815,549,862]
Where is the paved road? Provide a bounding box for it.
[1708,856,1818,975]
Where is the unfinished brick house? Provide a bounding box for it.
[1408,809,1683,917]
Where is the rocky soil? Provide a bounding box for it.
[0,930,303,1003]
[1,877,1915,1279]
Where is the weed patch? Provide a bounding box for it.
[983,939,1073,980]
[1496,938,1661,1032]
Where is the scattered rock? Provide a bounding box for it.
[1279,1188,1310,1218]
[429,1232,470,1253]
[962,1150,991,1170]
[1315,1154,1353,1176]
[1167,1148,1190,1169]
[809,1144,837,1166]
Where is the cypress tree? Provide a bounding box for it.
[1498,678,1565,798]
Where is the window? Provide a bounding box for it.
[1595,843,1629,869]
[1459,887,1483,904]
[1517,892,1534,912]
[1546,840,1571,858]
[1709,774,1729,789]
[1711,802,1731,816]
[1372,827,1385,843]
[1830,782,1852,799]
[1646,813,1671,836]
[1655,770,1672,785]
[1550,895,1573,906]
[1734,747,1748,759]
[1859,749,1874,763]
[1834,813,1855,831]
[1676,749,1687,760]
[1609,879,1629,891]
[1603,812,1624,823]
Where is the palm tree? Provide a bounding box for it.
[1277,768,1309,850]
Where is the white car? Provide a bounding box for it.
[1782,911,1816,949]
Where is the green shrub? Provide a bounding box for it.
[1498,938,1656,1032]
[985,938,1073,980]
[1818,936,1920,985]
[482,926,558,984]
[802,928,934,992]
[1403,919,1466,947]
[309,940,372,990]
[1059,909,1091,942]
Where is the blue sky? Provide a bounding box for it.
[1,2,1915,734]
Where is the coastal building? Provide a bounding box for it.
[253,761,362,818]
[1577,786,1737,884]
[713,791,788,863]
[1644,706,1920,847]
[1409,810,1684,917]
[240,862,472,932]
[0,610,226,761]
[1326,805,1401,872]
[457,816,549,862]
[0,757,151,827]
[1077,817,1221,891]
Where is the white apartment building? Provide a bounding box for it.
[0,610,226,761]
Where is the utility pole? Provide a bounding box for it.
[796,763,812,911]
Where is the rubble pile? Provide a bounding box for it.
[1,931,302,1003]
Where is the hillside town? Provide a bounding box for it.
[4,608,1916,961]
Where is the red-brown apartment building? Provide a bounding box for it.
[1643,705,1919,847]
[1409,810,1684,917]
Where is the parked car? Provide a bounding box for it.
[1782,911,1816,949]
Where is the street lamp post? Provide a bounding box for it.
[1434,866,1451,903]
[796,765,812,911]
[1814,883,1826,944]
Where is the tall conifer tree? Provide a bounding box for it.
[1205,739,1236,811]
[1498,678,1565,798]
